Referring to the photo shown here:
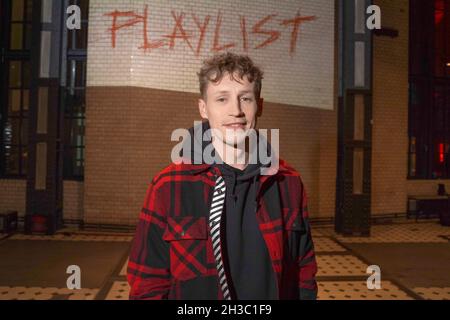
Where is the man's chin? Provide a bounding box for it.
[212,128,251,149]
[223,137,247,149]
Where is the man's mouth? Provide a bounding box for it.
[223,123,246,130]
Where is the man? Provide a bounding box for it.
[127,52,318,300]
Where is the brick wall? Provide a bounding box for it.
[0,180,83,220]
[371,0,410,215]
[372,0,403,215]
[84,86,336,225]
[0,180,26,217]
[63,181,84,221]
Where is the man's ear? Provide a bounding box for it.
[256,97,264,117]
[198,98,208,119]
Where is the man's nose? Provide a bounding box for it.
[229,98,244,117]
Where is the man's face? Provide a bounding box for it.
[198,72,262,148]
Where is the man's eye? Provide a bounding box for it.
[241,97,253,102]
[217,98,226,102]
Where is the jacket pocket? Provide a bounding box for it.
[162,216,208,281]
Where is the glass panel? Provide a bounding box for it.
[68,30,75,51]
[2,123,12,145]
[353,149,364,194]
[64,117,85,147]
[73,117,85,147]
[446,143,450,178]
[63,146,73,177]
[64,118,72,146]
[434,84,446,132]
[37,87,49,134]
[434,0,446,77]
[354,94,365,141]
[76,24,88,49]
[9,61,22,87]
[409,153,416,177]
[75,147,84,176]
[41,0,53,23]
[4,146,20,175]
[23,61,31,87]
[22,146,28,175]
[431,141,445,178]
[10,23,23,49]
[410,0,434,76]
[8,90,21,113]
[40,31,51,78]
[24,23,32,50]
[410,137,417,153]
[75,60,86,87]
[354,41,365,87]
[76,147,84,164]
[409,79,431,135]
[25,0,33,22]
[410,43,429,76]
[3,118,21,145]
[354,0,366,34]
[67,59,76,87]
[79,0,90,19]
[408,0,450,179]
[65,88,86,114]
[35,143,47,190]
[21,118,28,145]
[11,0,25,21]
[64,146,84,178]
[23,89,30,112]
[68,25,89,50]
[446,4,450,78]
[66,59,87,87]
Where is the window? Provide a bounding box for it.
[409,0,450,179]
[63,0,89,180]
[0,0,33,178]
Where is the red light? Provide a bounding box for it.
[435,0,445,25]
[439,143,445,163]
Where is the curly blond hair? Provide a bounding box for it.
[197,52,264,101]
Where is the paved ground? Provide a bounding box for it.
[313,219,450,300]
[1,219,450,300]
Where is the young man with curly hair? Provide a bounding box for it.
[128,52,317,300]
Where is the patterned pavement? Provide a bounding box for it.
[1,220,450,300]
[313,220,450,300]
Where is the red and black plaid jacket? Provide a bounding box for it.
[127,159,318,300]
